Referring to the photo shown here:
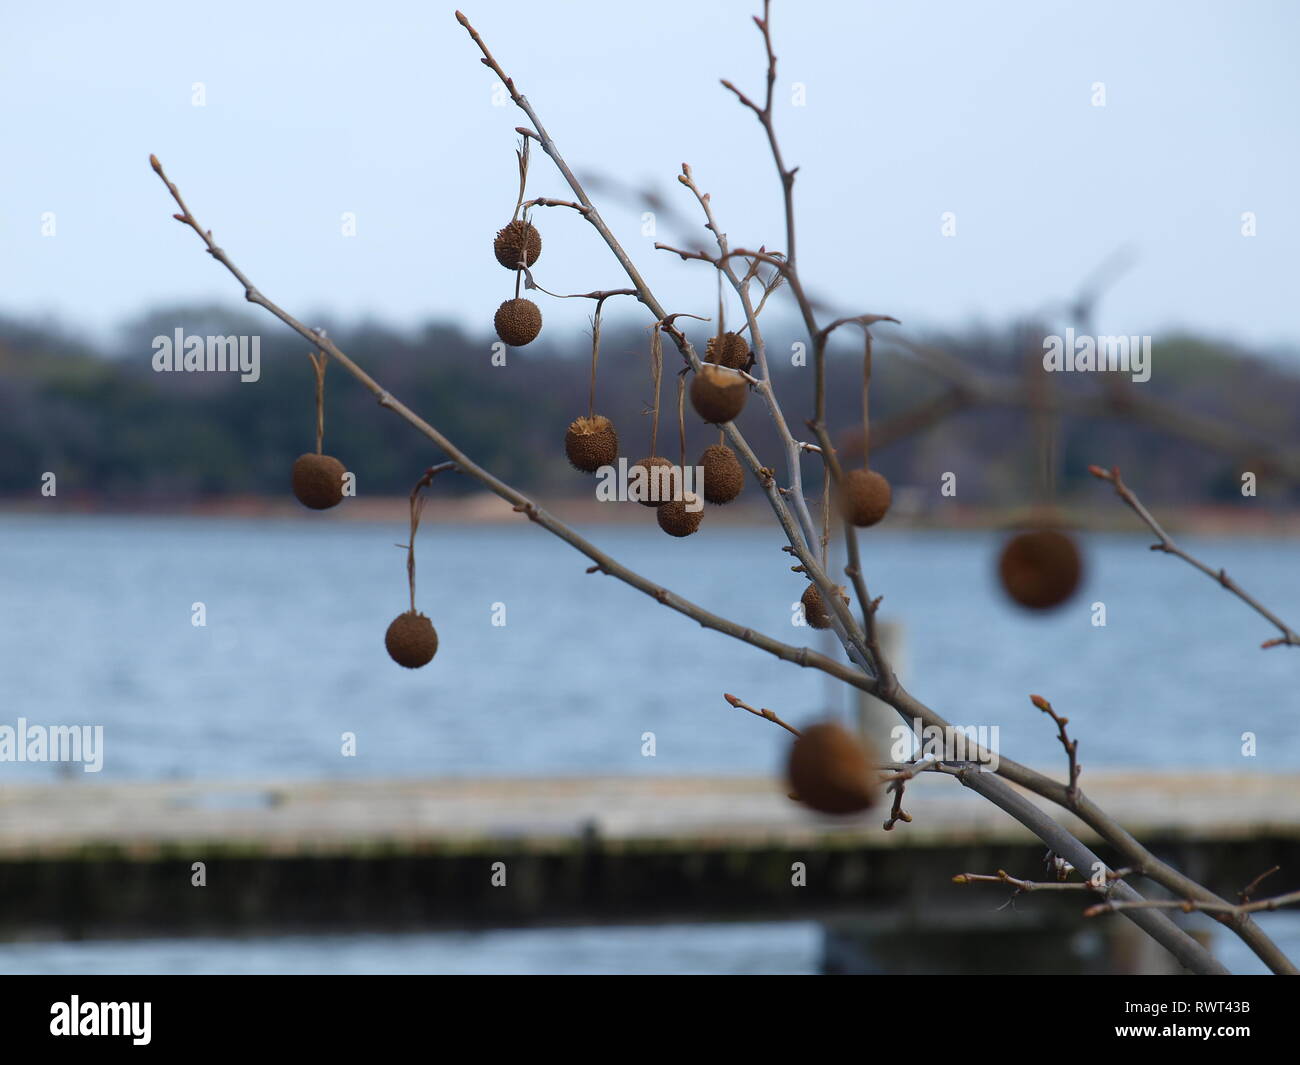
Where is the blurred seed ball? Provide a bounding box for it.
[291,453,347,510]
[998,528,1083,610]
[385,610,438,669]
[700,443,744,504]
[690,364,748,424]
[705,331,750,370]
[801,582,848,630]
[787,722,880,816]
[631,456,675,507]
[493,220,541,270]
[564,415,619,473]
[494,298,542,347]
[657,491,704,537]
[838,468,892,528]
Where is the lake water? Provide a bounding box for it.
[2,515,1298,973]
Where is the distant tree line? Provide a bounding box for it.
[1,306,1296,506]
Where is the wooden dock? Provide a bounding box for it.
[1,771,1297,947]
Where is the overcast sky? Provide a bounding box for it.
[5,0,1299,357]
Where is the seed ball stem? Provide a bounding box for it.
[494,298,543,347]
[657,492,704,537]
[385,610,438,669]
[292,453,347,510]
[689,364,748,424]
[998,528,1083,610]
[787,722,880,816]
[838,468,891,527]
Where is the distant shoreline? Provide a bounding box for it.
[3,494,1299,536]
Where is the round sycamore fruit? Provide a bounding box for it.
[631,456,675,507]
[657,491,704,537]
[385,610,438,669]
[700,443,744,504]
[494,298,542,347]
[291,453,347,511]
[998,528,1083,610]
[839,468,891,528]
[787,721,879,816]
[689,364,747,424]
[493,220,541,270]
[564,415,618,473]
[705,331,750,370]
[800,582,848,631]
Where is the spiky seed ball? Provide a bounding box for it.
[700,444,744,504]
[565,415,618,473]
[493,220,541,270]
[631,456,676,507]
[705,331,750,370]
[787,722,879,816]
[690,364,748,424]
[998,528,1083,611]
[385,610,438,669]
[657,491,704,537]
[494,298,542,347]
[839,468,892,528]
[801,582,848,630]
[292,453,347,510]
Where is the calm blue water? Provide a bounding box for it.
[1,515,1297,973]
[2,516,1298,778]
[2,918,1298,975]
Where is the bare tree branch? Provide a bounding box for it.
[1090,464,1300,648]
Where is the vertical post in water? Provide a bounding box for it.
[821,621,906,758]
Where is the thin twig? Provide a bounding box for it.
[723,692,801,736]
[1030,694,1081,805]
[1085,889,1300,920]
[1240,866,1280,904]
[1090,464,1300,649]
[954,868,1132,892]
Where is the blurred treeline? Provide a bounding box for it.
[1,306,1297,506]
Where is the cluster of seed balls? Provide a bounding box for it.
[493,220,544,347]
[562,332,757,537]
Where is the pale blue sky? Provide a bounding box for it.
[4,0,1299,354]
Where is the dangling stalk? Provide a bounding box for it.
[403,463,456,614]
[588,298,605,421]
[860,329,873,470]
[309,350,328,455]
[512,138,530,221]
[821,462,831,570]
[648,323,664,457]
[676,372,687,469]
[1027,330,1058,514]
